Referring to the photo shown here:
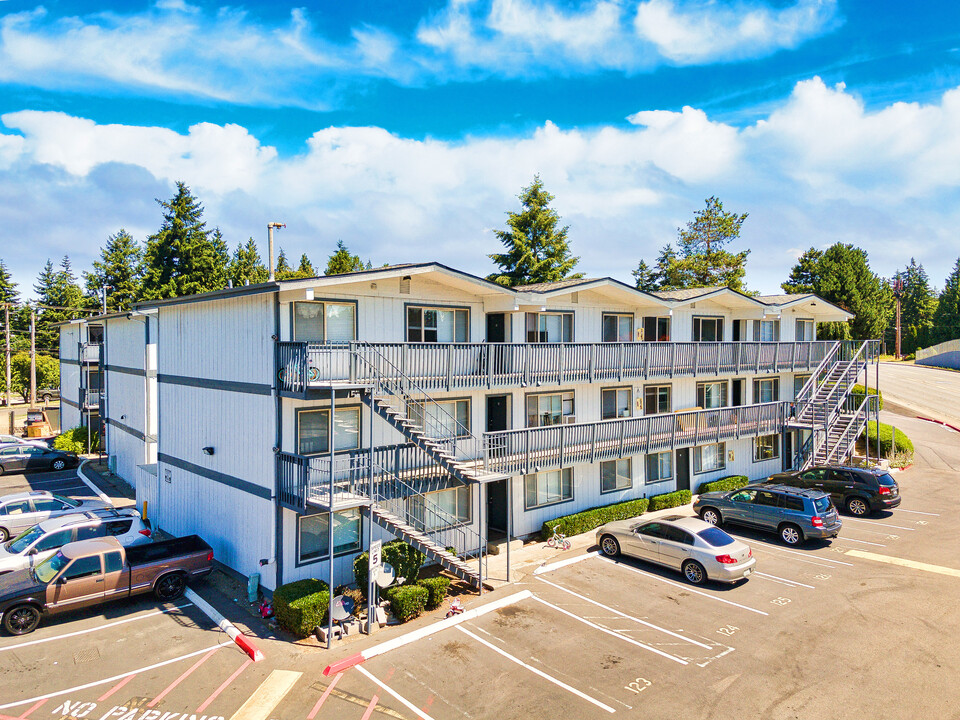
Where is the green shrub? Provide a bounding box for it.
[384,584,428,623]
[53,426,99,454]
[850,384,883,411]
[273,579,330,637]
[354,539,425,591]
[697,475,749,495]
[417,577,452,610]
[861,421,913,458]
[647,490,693,511]
[541,498,649,541]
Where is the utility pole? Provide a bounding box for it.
[29,308,36,407]
[267,222,286,281]
[3,303,10,409]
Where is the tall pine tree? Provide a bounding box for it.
[141,183,228,299]
[34,257,86,352]
[228,238,268,286]
[488,175,581,287]
[325,240,365,276]
[632,260,658,292]
[894,258,938,354]
[275,249,293,279]
[781,248,823,294]
[297,254,316,277]
[933,257,960,343]
[670,197,750,291]
[84,229,143,312]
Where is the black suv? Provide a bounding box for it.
[767,465,901,517]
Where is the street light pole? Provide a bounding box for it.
[29,308,36,407]
[267,223,286,281]
[892,278,903,360]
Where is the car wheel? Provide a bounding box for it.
[0,465,5,476]
[51,459,66,471]
[846,497,869,517]
[779,524,803,546]
[3,604,41,635]
[42,394,52,404]
[682,560,707,585]
[154,573,187,601]
[600,535,621,557]
[0,527,8,542]
[699,508,722,526]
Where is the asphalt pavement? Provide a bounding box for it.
[878,361,960,428]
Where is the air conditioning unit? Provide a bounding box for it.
[564,416,577,424]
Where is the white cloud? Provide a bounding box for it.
[2,78,960,296]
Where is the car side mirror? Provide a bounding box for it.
[28,548,38,556]
[57,577,68,585]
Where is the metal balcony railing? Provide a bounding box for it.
[276,340,837,395]
[80,342,102,364]
[81,389,101,409]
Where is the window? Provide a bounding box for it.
[754,434,780,461]
[293,301,356,343]
[406,306,468,343]
[297,407,360,456]
[783,496,804,511]
[661,526,694,545]
[1,500,30,514]
[409,485,471,529]
[525,312,573,343]
[694,443,726,473]
[643,385,671,415]
[298,509,362,563]
[753,319,781,342]
[602,314,633,343]
[526,391,575,427]
[63,556,101,581]
[76,526,101,541]
[642,316,671,342]
[106,520,134,537]
[796,318,815,341]
[754,378,780,404]
[409,399,470,439]
[601,387,631,419]
[601,458,632,493]
[36,529,72,552]
[88,326,104,344]
[104,551,123,574]
[645,452,672,482]
[637,522,666,538]
[524,468,573,509]
[693,317,723,342]
[755,490,780,507]
[793,374,810,399]
[696,381,728,409]
[33,498,69,513]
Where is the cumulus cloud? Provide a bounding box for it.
[0,1,840,107]
[2,77,959,295]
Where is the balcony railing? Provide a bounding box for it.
[80,343,102,364]
[276,340,836,395]
[482,401,788,476]
[81,389,101,409]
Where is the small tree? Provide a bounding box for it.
[488,175,581,287]
[632,260,658,292]
[933,257,960,343]
[325,240,365,276]
[228,238,268,287]
[297,254,316,278]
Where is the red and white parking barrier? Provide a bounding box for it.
[185,588,265,662]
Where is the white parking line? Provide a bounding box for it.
[456,626,616,714]
[534,576,713,649]
[533,551,600,575]
[724,535,850,568]
[0,603,195,653]
[843,518,916,531]
[753,572,815,589]
[597,556,769,616]
[530,595,688,664]
[845,550,960,578]
[355,665,436,720]
[833,536,886,547]
[896,509,939,516]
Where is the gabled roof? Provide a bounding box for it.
[516,278,601,292]
[513,277,671,307]
[649,287,726,301]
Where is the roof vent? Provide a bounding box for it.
[570,292,579,304]
[400,276,411,294]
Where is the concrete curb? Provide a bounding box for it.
[917,416,960,434]
[323,589,532,676]
[185,588,265,662]
[76,459,113,504]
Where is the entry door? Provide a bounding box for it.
[486,313,507,342]
[487,395,509,432]
[675,448,691,492]
[731,379,744,407]
[486,479,508,534]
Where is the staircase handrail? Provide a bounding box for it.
[793,340,842,406]
[824,394,876,465]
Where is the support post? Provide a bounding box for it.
[29,309,36,407]
[506,476,512,583]
[3,303,10,409]
[367,388,375,634]
[327,391,336,650]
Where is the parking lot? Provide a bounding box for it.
[1,412,959,719]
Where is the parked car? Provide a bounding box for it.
[0,445,79,476]
[596,514,756,585]
[0,509,151,575]
[767,465,901,517]
[0,534,213,635]
[37,389,60,406]
[693,484,842,546]
[0,435,49,450]
[0,491,112,542]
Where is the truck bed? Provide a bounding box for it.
[126,535,211,567]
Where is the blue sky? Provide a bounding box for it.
[1,0,959,295]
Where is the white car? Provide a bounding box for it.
[0,435,49,449]
[595,514,756,585]
[0,508,151,574]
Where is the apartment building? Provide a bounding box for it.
[59,320,104,436]
[58,262,876,594]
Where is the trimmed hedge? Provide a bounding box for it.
[648,489,693,511]
[697,475,749,495]
[53,426,99,454]
[861,421,913,457]
[384,584,429,623]
[354,539,425,591]
[851,384,883,411]
[417,577,452,610]
[542,498,649,541]
[273,579,330,637]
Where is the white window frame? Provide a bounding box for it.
[793,374,811,400]
[297,407,361,456]
[753,318,781,342]
[525,312,573,343]
[601,386,632,420]
[293,301,356,343]
[602,313,634,343]
[406,305,469,343]
[408,398,471,439]
[754,377,780,404]
[696,381,728,409]
[693,316,723,342]
[754,434,780,462]
[409,485,472,530]
[645,451,673,483]
[796,318,815,341]
[526,391,575,427]
[297,509,361,565]
[693,443,727,474]
[523,468,573,510]
[601,458,632,493]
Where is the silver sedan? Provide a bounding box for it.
[595,514,756,585]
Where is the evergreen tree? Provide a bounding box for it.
[297,254,316,278]
[0,260,18,306]
[894,258,938,354]
[488,175,581,287]
[933,257,960,343]
[653,244,692,290]
[84,229,143,312]
[275,249,293,279]
[666,196,750,291]
[141,182,227,299]
[228,238,268,287]
[632,260,658,292]
[34,257,86,352]
[325,240,366,276]
[0,260,22,365]
[781,248,823,294]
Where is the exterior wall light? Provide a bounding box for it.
[202,446,215,456]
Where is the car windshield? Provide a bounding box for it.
[6,526,45,554]
[53,495,81,508]
[877,472,897,487]
[814,497,832,513]
[34,551,70,583]
[697,527,735,547]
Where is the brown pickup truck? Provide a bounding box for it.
[0,534,213,635]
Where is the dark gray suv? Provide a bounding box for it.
[768,466,901,516]
[693,484,842,546]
